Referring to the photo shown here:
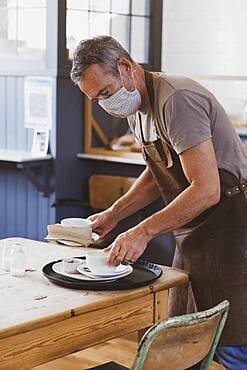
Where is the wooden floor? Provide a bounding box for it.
[33,332,138,370]
[32,331,224,370]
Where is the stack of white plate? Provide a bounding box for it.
[52,260,133,282]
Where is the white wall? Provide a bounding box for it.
[162,0,247,76]
[161,0,247,121]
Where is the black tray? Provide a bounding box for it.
[42,257,162,291]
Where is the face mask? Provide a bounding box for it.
[98,68,142,118]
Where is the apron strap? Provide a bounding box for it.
[144,69,155,108]
[225,180,247,197]
[138,70,154,144]
[142,70,173,168]
[138,112,146,144]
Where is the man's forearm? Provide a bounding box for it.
[110,167,160,222]
[138,181,220,240]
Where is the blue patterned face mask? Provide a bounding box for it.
[98,68,142,118]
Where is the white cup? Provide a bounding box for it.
[63,257,82,274]
[61,218,92,228]
[85,250,117,275]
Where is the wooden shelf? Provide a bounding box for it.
[0,149,52,164]
[77,152,145,165]
[0,149,53,197]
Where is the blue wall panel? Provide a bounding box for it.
[0,77,6,234]
[0,75,55,240]
[0,168,6,234]
[16,173,27,237]
[6,169,17,237]
[26,180,38,240]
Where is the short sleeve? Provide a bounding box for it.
[164,90,212,154]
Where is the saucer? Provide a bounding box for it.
[57,240,82,247]
[84,263,130,277]
[77,264,133,279]
[57,232,100,247]
[52,261,117,282]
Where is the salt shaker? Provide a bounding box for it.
[9,244,25,277]
[1,239,14,271]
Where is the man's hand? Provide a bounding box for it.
[104,226,150,266]
[88,209,119,239]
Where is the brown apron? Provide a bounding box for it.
[139,70,247,346]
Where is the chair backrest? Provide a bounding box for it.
[132,300,229,370]
[89,175,136,210]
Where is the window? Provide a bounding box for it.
[0,0,46,61]
[66,0,151,64]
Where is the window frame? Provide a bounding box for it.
[58,0,163,76]
[0,0,58,76]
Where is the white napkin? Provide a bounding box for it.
[45,224,92,247]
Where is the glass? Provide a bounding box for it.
[1,239,14,271]
[111,14,130,51]
[9,243,25,277]
[89,0,110,12]
[66,10,89,58]
[67,0,89,10]
[131,16,149,63]
[111,0,130,14]
[89,12,110,38]
[131,0,150,16]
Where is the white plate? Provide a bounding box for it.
[52,261,117,282]
[57,240,82,247]
[83,263,129,277]
[57,232,100,247]
[77,264,133,280]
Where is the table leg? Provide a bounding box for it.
[137,290,169,343]
[154,290,169,322]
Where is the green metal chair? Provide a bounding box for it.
[87,300,229,370]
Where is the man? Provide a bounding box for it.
[71,36,247,368]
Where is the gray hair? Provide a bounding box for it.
[70,35,134,84]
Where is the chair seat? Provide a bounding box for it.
[86,361,208,370]
[86,361,129,370]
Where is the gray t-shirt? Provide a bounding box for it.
[128,73,247,180]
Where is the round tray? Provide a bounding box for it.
[42,257,162,291]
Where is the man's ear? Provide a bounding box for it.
[118,57,132,74]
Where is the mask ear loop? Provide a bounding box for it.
[118,63,137,92]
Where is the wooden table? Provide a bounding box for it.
[0,238,188,370]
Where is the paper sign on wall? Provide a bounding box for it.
[31,129,49,157]
[24,77,53,130]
